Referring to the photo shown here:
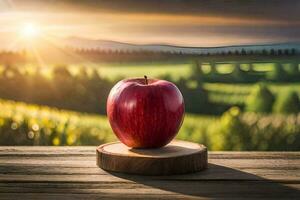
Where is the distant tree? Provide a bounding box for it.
[273,90,300,114]
[208,107,251,150]
[286,63,299,74]
[231,63,247,82]
[267,63,288,82]
[73,67,90,110]
[249,63,255,72]
[52,65,74,109]
[53,65,72,78]
[28,69,53,105]
[189,60,203,86]
[284,49,290,55]
[270,49,275,55]
[245,84,275,113]
[88,69,112,114]
[291,48,296,55]
[175,78,209,113]
[241,49,246,55]
[210,62,217,73]
[284,62,300,82]
[262,49,268,55]
[0,65,28,101]
[78,67,89,80]
[254,50,260,54]
[278,49,283,55]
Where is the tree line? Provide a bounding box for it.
[0,47,298,64]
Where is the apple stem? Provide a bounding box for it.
[144,75,148,85]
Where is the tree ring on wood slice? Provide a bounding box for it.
[96,140,207,175]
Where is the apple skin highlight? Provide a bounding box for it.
[107,77,185,148]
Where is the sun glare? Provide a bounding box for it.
[21,23,40,38]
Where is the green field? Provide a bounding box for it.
[0,98,216,146]
[66,61,292,80]
[68,63,191,80]
[205,83,300,105]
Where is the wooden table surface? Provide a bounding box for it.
[0,147,299,199]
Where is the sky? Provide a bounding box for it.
[0,0,300,47]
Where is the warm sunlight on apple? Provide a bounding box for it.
[21,23,40,38]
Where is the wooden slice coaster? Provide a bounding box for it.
[96,140,207,175]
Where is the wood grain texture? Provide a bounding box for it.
[96,140,208,175]
[0,146,299,200]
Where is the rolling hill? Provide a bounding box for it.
[63,36,300,55]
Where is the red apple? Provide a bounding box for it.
[107,76,185,148]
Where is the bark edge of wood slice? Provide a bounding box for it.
[96,140,207,175]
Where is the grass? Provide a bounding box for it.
[1,98,299,151]
[93,63,190,80]
[0,98,217,146]
[0,99,116,145]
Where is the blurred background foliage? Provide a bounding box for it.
[0,50,299,150]
[0,100,299,151]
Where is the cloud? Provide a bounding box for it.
[9,0,300,22]
[1,0,299,46]
[108,23,300,46]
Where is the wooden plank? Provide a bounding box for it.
[0,147,299,199]
[0,170,299,183]
[0,155,299,182]
[0,146,95,152]
[0,193,198,200]
[0,182,299,199]
[1,156,300,171]
[0,146,95,156]
[0,147,299,159]
[1,163,299,175]
[1,157,299,170]
[0,165,299,182]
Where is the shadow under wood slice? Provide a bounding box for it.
[96,140,207,175]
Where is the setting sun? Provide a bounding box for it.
[21,23,40,38]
